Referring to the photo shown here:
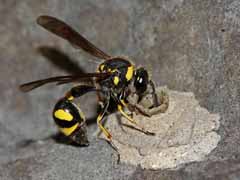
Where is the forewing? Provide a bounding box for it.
[37,15,111,60]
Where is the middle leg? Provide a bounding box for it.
[96,96,120,161]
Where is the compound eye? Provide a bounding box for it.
[134,68,149,95]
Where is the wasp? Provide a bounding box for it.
[20,15,161,156]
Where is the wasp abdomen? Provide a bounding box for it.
[53,98,85,137]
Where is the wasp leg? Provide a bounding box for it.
[106,140,120,164]
[149,80,160,107]
[134,105,152,117]
[96,102,111,140]
[135,102,168,117]
[67,85,120,161]
[137,90,169,116]
[117,102,155,136]
[97,98,120,161]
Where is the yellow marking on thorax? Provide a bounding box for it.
[59,123,79,136]
[100,64,105,71]
[68,96,74,101]
[54,109,73,121]
[65,91,75,101]
[113,76,120,85]
[126,66,134,81]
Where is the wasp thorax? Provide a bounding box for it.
[97,58,134,89]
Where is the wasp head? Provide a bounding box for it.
[134,67,149,95]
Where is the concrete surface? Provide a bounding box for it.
[104,89,220,169]
[0,0,240,179]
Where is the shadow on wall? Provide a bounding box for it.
[37,46,87,75]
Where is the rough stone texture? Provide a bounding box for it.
[104,89,221,169]
[0,138,136,180]
[0,0,240,179]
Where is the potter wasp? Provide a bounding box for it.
[20,15,160,157]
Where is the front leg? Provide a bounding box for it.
[149,80,160,107]
[136,90,169,117]
[96,94,121,162]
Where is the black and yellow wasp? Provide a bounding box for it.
[20,15,160,155]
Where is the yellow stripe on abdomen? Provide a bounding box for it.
[59,123,79,136]
[54,109,73,121]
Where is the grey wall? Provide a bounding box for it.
[0,0,240,179]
